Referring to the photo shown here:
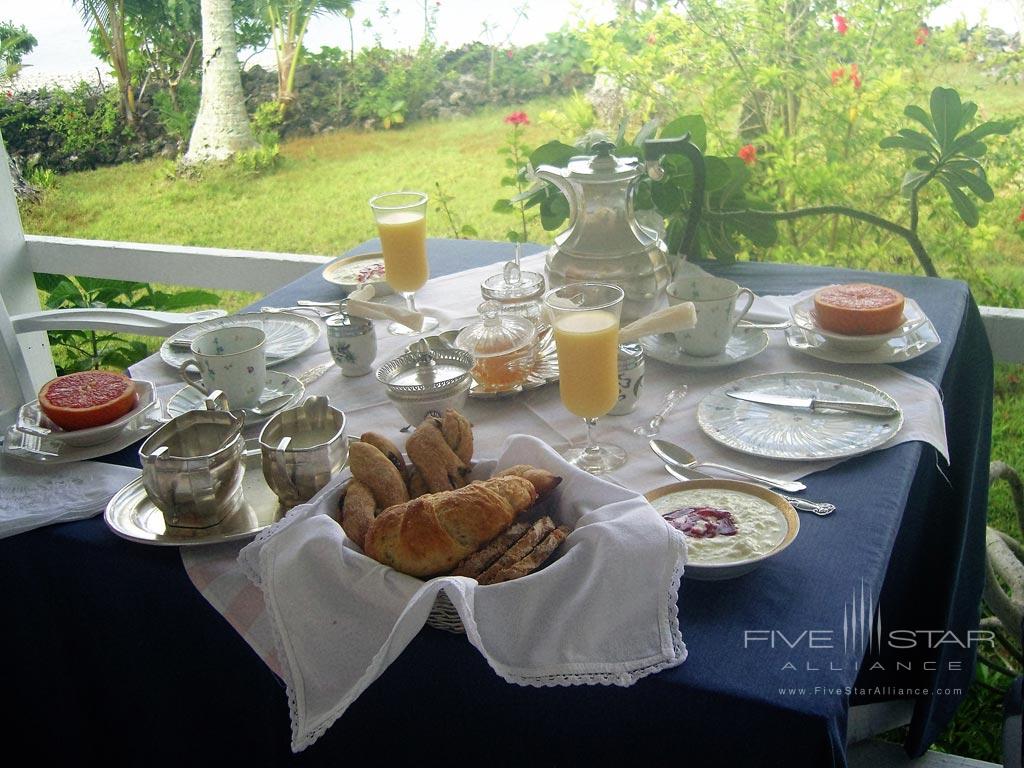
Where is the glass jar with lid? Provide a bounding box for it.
[454,300,537,393]
[479,260,546,324]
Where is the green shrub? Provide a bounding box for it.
[41,82,120,158]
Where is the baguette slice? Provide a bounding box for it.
[487,526,570,585]
[450,522,531,578]
[477,517,555,585]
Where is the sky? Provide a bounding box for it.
[2,0,1021,82]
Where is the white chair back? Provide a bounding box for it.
[0,133,56,430]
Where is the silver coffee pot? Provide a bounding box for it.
[536,136,706,321]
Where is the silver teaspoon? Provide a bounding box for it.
[650,438,807,493]
[662,463,835,516]
[634,386,688,437]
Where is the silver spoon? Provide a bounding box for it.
[662,463,835,516]
[650,438,807,493]
[634,386,688,437]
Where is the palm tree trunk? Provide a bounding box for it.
[183,0,258,164]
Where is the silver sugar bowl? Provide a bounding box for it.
[376,348,473,426]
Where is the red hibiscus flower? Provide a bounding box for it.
[1017,207,1024,223]
[849,63,861,89]
[505,48,514,59]
[834,14,849,34]
[504,111,529,126]
[738,144,757,165]
[830,67,846,84]
[915,27,929,45]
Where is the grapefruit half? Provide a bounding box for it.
[38,371,138,431]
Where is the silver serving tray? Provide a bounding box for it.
[104,447,285,546]
[417,323,559,400]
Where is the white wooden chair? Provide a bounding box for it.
[0,132,326,430]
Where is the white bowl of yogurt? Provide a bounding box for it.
[646,479,799,580]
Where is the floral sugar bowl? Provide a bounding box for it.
[326,312,377,377]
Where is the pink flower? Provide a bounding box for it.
[834,14,849,34]
[738,144,757,165]
[849,63,861,89]
[915,27,929,45]
[504,111,529,126]
[505,48,514,59]
[830,67,846,84]
[1017,207,1024,223]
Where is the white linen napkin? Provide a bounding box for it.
[0,454,140,539]
[237,433,688,752]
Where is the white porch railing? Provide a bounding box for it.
[24,235,325,294]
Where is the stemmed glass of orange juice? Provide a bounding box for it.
[544,282,627,474]
[368,191,439,335]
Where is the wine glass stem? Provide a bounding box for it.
[402,291,418,314]
[583,417,601,455]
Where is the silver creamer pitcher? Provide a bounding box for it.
[536,137,706,322]
[139,397,246,528]
[258,396,348,507]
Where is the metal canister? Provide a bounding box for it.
[609,343,645,415]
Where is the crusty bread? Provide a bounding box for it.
[363,475,538,578]
[813,283,905,336]
[450,521,531,578]
[494,465,562,497]
[486,526,570,585]
[340,480,376,549]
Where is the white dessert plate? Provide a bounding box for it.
[698,371,903,461]
[322,251,393,296]
[641,327,769,369]
[15,380,157,447]
[789,295,929,352]
[166,371,304,424]
[645,479,799,580]
[784,321,940,364]
[160,313,321,369]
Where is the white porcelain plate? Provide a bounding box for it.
[166,371,304,424]
[160,313,321,369]
[789,295,929,352]
[641,327,769,369]
[698,371,903,461]
[784,320,940,364]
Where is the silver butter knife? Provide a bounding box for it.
[726,390,899,418]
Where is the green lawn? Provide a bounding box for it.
[17,89,1024,763]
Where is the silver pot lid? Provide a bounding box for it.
[566,140,641,180]
[376,348,473,393]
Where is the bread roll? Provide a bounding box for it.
[349,441,409,509]
[364,475,538,578]
[340,480,376,549]
[495,465,562,497]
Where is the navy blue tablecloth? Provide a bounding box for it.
[4,241,991,767]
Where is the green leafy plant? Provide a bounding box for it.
[434,181,477,239]
[34,275,220,373]
[493,111,535,243]
[525,88,1011,277]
